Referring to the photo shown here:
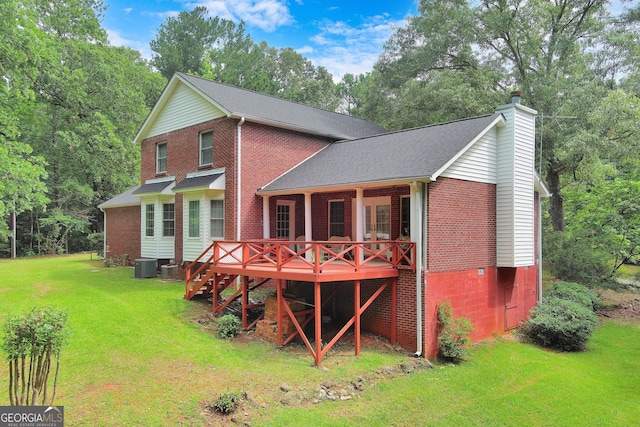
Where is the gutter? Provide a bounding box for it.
[236,117,245,241]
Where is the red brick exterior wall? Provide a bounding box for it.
[243,123,332,239]
[427,178,497,272]
[104,205,141,262]
[137,118,331,264]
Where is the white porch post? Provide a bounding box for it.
[262,196,270,239]
[304,192,312,259]
[355,187,364,262]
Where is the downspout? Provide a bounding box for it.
[100,207,107,259]
[236,117,245,241]
[537,192,543,303]
[412,181,425,357]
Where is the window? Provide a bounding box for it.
[276,201,295,240]
[163,203,175,237]
[188,200,200,238]
[200,131,213,166]
[328,200,345,237]
[210,200,224,238]
[156,143,167,173]
[145,204,154,237]
[400,196,410,237]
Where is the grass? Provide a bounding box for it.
[617,263,640,281]
[1,254,639,426]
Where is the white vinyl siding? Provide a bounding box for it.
[495,104,535,267]
[441,129,498,184]
[147,83,225,138]
[140,196,175,259]
[181,191,226,263]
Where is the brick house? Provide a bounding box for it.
[100,73,549,363]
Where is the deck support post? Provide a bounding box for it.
[354,279,361,356]
[314,281,322,365]
[241,276,249,328]
[391,277,397,345]
[212,274,220,314]
[277,279,284,346]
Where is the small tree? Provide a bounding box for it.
[217,314,241,338]
[1,307,69,406]
[437,300,474,361]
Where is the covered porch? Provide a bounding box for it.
[185,239,416,365]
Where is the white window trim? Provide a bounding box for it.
[199,130,213,166]
[276,200,296,240]
[209,198,225,239]
[156,142,167,174]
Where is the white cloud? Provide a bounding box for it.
[185,0,293,31]
[141,10,181,20]
[123,8,133,14]
[306,14,407,81]
[106,29,153,60]
[296,45,313,54]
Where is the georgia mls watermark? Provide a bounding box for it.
[0,406,64,427]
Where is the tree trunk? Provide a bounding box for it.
[546,165,565,232]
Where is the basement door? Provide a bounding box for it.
[504,285,519,330]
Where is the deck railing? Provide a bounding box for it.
[188,239,415,276]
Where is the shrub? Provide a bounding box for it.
[545,281,601,311]
[1,306,69,406]
[210,390,246,414]
[520,298,597,351]
[217,314,241,338]
[437,301,474,361]
[549,237,611,288]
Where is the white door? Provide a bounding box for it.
[363,197,390,241]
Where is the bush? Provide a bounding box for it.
[437,300,474,361]
[549,236,611,288]
[520,298,597,351]
[1,306,69,406]
[545,281,601,311]
[217,314,241,338]
[210,390,246,414]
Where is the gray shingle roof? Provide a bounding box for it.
[259,114,503,193]
[177,73,387,140]
[98,185,141,209]
[132,180,174,195]
[173,172,224,191]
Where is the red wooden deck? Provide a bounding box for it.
[185,239,415,365]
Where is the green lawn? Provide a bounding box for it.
[1,255,639,426]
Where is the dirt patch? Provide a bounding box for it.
[598,288,640,323]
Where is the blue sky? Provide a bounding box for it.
[102,0,419,80]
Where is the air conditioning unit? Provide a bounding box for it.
[134,259,157,278]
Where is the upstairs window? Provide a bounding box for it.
[210,200,224,238]
[163,203,175,237]
[200,131,213,166]
[145,204,154,237]
[156,142,167,173]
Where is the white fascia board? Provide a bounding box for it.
[256,177,431,197]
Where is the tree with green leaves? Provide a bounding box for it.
[0,1,49,247]
[150,7,240,80]
[368,0,638,232]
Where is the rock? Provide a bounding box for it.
[279,384,292,392]
[281,390,304,406]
